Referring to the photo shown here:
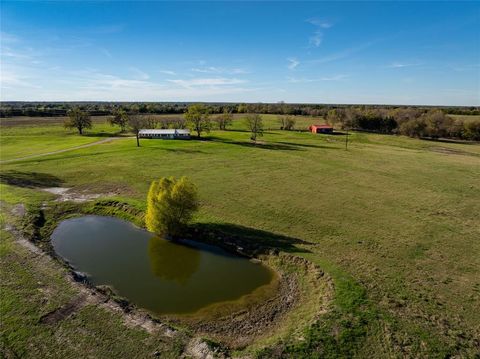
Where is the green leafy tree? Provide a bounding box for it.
[326,109,343,127]
[64,107,91,135]
[145,176,199,237]
[463,121,480,140]
[185,104,211,138]
[398,117,427,138]
[109,108,129,132]
[237,103,248,113]
[245,113,264,142]
[278,115,296,130]
[215,110,233,130]
[423,109,451,138]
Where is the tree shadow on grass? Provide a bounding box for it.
[186,222,311,255]
[83,132,124,138]
[207,136,304,151]
[0,170,63,188]
[147,146,208,155]
[275,141,339,150]
[213,129,281,135]
[421,137,478,145]
[6,147,133,165]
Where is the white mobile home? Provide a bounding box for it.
[138,129,190,140]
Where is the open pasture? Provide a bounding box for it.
[1,115,479,357]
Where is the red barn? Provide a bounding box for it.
[309,124,333,134]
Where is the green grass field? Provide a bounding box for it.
[1,115,479,357]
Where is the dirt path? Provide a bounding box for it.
[0,137,129,164]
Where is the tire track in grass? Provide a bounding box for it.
[0,137,130,164]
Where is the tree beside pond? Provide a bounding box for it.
[145,176,199,237]
[64,107,91,135]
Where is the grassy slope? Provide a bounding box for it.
[0,232,185,359]
[449,114,480,122]
[0,114,303,161]
[1,116,479,357]
[0,122,121,161]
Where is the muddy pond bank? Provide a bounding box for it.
[51,215,277,316]
[16,199,334,351]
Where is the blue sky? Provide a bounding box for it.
[1,1,479,105]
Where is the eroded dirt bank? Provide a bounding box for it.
[5,197,334,356]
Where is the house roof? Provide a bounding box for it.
[139,129,190,135]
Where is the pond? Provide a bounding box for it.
[51,216,274,315]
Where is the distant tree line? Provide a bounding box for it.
[325,108,480,141]
[2,101,479,141]
[2,101,479,118]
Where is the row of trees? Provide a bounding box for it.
[326,108,480,140]
[64,107,145,146]
[3,101,479,118]
[65,104,479,143]
[184,104,264,141]
[65,104,267,145]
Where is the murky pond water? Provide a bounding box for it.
[51,216,274,315]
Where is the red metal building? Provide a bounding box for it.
[309,124,334,134]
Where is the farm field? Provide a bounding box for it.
[1,115,480,357]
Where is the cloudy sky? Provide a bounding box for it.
[1,1,479,105]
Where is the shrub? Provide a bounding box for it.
[145,176,199,237]
[463,121,480,141]
[278,115,296,130]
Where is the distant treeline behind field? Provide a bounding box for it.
[1,101,479,140]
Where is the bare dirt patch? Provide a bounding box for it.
[39,293,87,325]
[184,338,221,359]
[183,274,298,348]
[41,187,117,203]
[167,254,333,350]
[11,203,26,217]
[429,146,478,157]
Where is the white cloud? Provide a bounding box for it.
[0,31,20,44]
[306,18,333,29]
[2,68,256,101]
[287,74,348,83]
[81,24,124,35]
[100,48,112,58]
[321,74,349,81]
[306,18,333,48]
[309,31,323,47]
[159,69,176,76]
[1,47,33,60]
[129,67,150,80]
[287,58,300,70]
[386,61,421,68]
[0,64,41,90]
[191,66,249,74]
[310,41,377,65]
[167,77,246,87]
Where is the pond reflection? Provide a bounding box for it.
[148,237,200,284]
[51,215,274,314]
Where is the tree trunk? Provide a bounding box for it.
[79,126,83,135]
[136,134,140,147]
